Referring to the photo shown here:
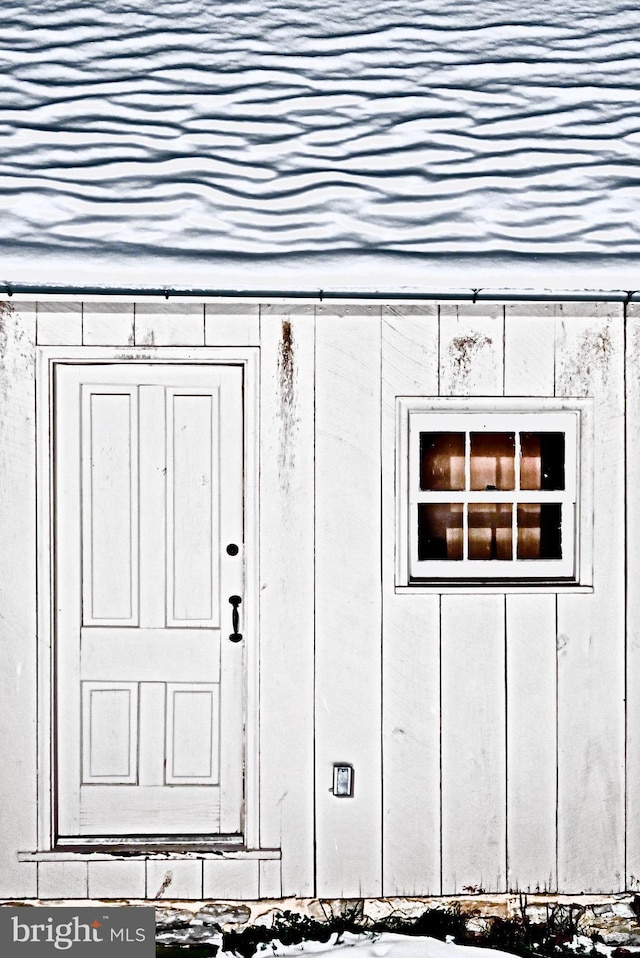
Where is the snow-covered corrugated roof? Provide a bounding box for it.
[2,0,640,291]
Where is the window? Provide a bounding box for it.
[397,402,584,585]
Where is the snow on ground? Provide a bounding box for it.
[2,1,640,290]
[226,933,612,958]
[249,935,511,958]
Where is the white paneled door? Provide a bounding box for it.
[54,363,245,840]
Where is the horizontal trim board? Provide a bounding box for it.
[19,849,281,862]
[1,286,639,304]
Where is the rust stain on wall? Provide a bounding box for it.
[557,323,613,397]
[277,319,298,493]
[448,331,492,384]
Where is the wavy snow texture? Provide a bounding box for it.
[2,0,640,268]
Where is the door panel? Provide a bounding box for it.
[166,684,220,784]
[82,682,138,784]
[167,389,221,626]
[82,387,139,626]
[54,362,244,840]
[80,629,220,682]
[79,786,222,834]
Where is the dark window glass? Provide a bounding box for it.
[470,433,515,491]
[468,503,512,559]
[520,433,565,490]
[418,503,463,559]
[420,433,465,491]
[517,503,562,559]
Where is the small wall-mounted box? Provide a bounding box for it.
[332,764,354,797]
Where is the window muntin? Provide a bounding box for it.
[408,411,578,581]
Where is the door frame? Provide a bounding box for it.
[36,345,260,852]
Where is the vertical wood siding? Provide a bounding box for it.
[439,306,504,398]
[504,308,555,397]
[314,305,382,897]
[505,592,557,891]
[259,305,316,896]
[0,302,38,897]
[555,304,625,892]
[504,305,558,893]
[441,594,506,894]
[381,305,441,895]
[379,301,625,896]
[439,305,506,894]
[627,304,640,889]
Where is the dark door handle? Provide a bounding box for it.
[229,595,243,642]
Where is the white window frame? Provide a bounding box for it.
[396,397,593,592]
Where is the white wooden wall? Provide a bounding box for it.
[0,301,38,898]
[315,305,382,897]
[626,303,640,893]
[381,302,625,896]
[0,297,630,899]
[259,304,315,897]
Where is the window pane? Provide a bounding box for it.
[468,503,512,559]
[520,433,565,490]
[517,503,562,559]
[470,433,515,491]
[418,503,463,559]
[420,432,465,491]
